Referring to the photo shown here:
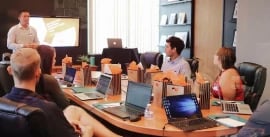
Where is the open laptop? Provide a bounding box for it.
[103,81,153,119]
[58,67,77,87]
[221,101,252,115]
[107,38,122,48]
[163,94,218,132]
[72,74,112,100]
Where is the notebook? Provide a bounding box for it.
[58,67,77,88]
[221,101,253,115]
[73,74,112,100]
[103,81,153,119]
[163,94,218,132]
[107,38,122,48]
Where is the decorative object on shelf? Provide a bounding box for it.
[159,0,193,58]
[159,35,168,46]
[168,13,177,25]
[77,55,89,68]
[175,31,188,47]
[177,12,186,24]
[160,14,168,25]
[233,30,237,47]
[233,1,238,19]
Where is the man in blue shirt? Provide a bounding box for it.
[161,36,191,78]
[4,48,120,137]
[238,99,270,137]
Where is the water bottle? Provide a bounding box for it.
[144,104,153,119]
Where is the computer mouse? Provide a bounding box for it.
[67,83,73,87]
[129,115,141,122]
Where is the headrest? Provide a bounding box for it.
[0,53,11,64]
[237,62,266,87]
[0,98,42,117]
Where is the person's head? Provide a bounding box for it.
[165,36,185,57]
[18,9,30,27]
[37,45,56,75]
[8,48,41,83]
[213,47,236,70]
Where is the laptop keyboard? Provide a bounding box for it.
[170,118,218,131]
[222,103,239,112]
[120,106,143,116]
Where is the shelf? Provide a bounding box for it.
[160,0,192,6]
[160,23,191,27]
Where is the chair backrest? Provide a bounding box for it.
[237,62,267,111]
[0,97,49,137]
[0,63,14,96]
[186,58,199,80]
[140,52,163,69]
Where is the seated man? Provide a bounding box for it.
[161,36,191,78]
[238,99,270,137]
[4,48,120,137]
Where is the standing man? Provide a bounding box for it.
[7,9,39,51]
[161,36,191,78]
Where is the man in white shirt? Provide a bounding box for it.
[161,36,191,78]
[7,9,39,51]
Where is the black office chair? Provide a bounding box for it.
[0,97,49,137]
[237,62,267,111]
[0,54,14,96]
[186,58,199,80]
[140,52,163,69]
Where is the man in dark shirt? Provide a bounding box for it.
[4,48,120,137]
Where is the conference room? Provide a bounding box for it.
[0,0,269,137]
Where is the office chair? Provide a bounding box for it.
[237,62,267,111]
[186,58,199,80]
[0,97,49,137]
[0,58,14,96]
[140,52,163,69]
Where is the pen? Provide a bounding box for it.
[214,115,230,119]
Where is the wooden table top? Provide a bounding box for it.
[64,88,250,137]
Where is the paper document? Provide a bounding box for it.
[216,118,245,127]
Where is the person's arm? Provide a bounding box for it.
[64,105,121,137]
[219,69,241,100]
[179,61,191,79]
[31,27,40,48]
[7,26,24,50]
[37,74,70,110]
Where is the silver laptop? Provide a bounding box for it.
[73,74,112,100]
[221,101,253,115]
[107,38,122,48]
[103,81,153,119]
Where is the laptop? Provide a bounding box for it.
[58,67,77,87]
[163,94,218,132]
[221,101,253,115]
[107,38,122,48]
[103,81,153,119]
[73,74,112,100]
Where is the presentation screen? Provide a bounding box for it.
[29,17,80,47]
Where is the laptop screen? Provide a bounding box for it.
[163,94,202,119]
[126,81,152,109]
[96,74,112,94]
[64,67,76,83]
[107,38,122,48]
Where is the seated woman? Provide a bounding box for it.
[212,47,244,101]
[36,45,70,109]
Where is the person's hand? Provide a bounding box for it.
[78,124,93,137]
[70,120,93,137]
[23,43,38,49]
[69,120,82,135]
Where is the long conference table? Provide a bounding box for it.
[63,86,250,137]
